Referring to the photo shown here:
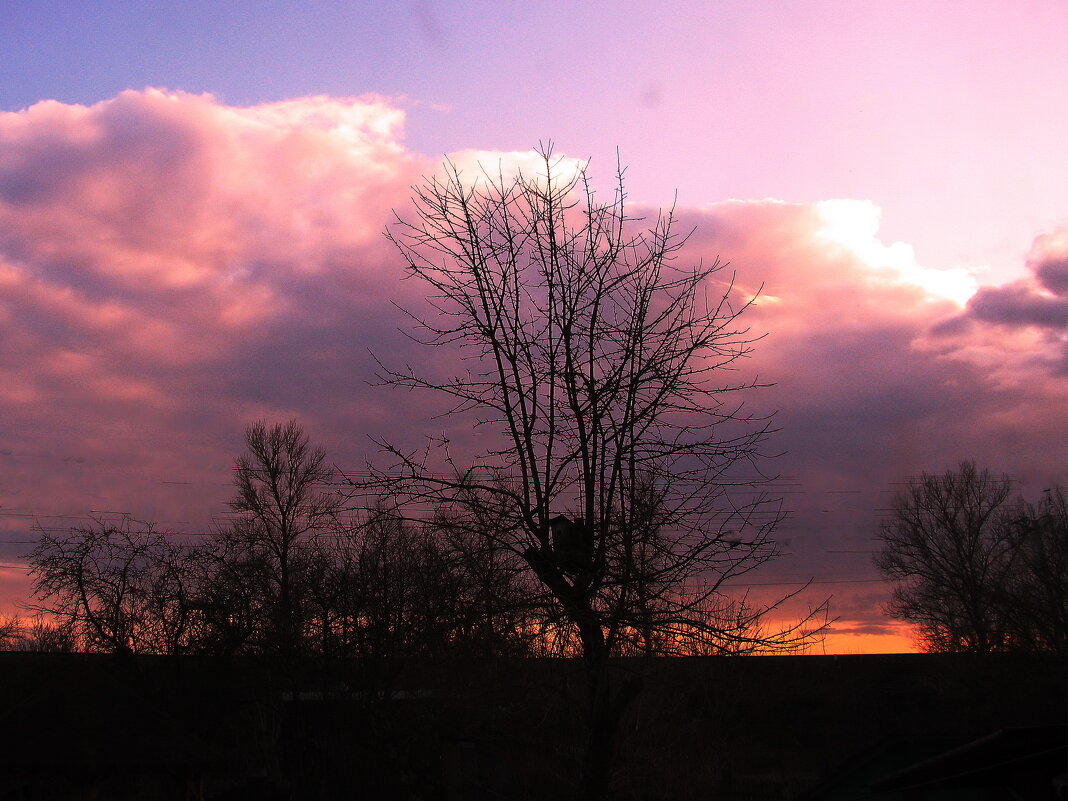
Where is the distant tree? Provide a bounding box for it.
[27,516,195,654]
[1000,487,1068,652]
[428,508,543,657]
[302,523,360,661]
[365,145,824,800]
[3,613,78,653]
[876,461,1067,653]
[343,507,425,664]
[187,529,268,656]
[209,419,341,659]
[325,504,538,665]
[0,614,20,650]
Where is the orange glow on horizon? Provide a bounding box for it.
[811,621,920,655]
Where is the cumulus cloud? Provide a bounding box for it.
[928,227,1068,381]
[967,284,1068,329]
[952,230,1068,331]
[1029,229,1068,297]
[0,89,430,533]
[951,231,1066,329]
[675,198,1066,616]
[1,90,1064,643]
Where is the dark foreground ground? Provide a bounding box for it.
[0,651,1064,800]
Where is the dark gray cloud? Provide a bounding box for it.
[1036,255,1068,297]
[967,283,1068,329]
[953,229,1068,331]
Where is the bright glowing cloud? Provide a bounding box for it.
[815,199,978,305]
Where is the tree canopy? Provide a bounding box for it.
[876,461,1067,653]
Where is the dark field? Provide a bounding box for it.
[1,652,1063,800]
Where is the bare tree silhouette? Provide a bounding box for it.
[876,461,1067,652]
[28,516,195,654]
[210,419,341,659]
[1002,487,1068,651]
[361,144,824,800]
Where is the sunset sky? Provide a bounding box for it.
[1,0,1065,653]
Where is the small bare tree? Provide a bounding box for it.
[0,614,21,650]
[428,507,543,657]
[1,613,78,652]
[27,516,195,654]
[213,419,340,659]
[1003,487,1067,652]
[364,145,822,799]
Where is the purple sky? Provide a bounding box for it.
[1,1,1065,651]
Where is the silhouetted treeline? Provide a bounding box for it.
[14,420,784,665]
[17,426,540,664]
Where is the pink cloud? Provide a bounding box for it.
[930,229,1068,382]
[672,200,1065,620]
[960,229,1068,334]
[1031,230,1068,297]
[0,91,1064,646]
[0,90,431,543]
